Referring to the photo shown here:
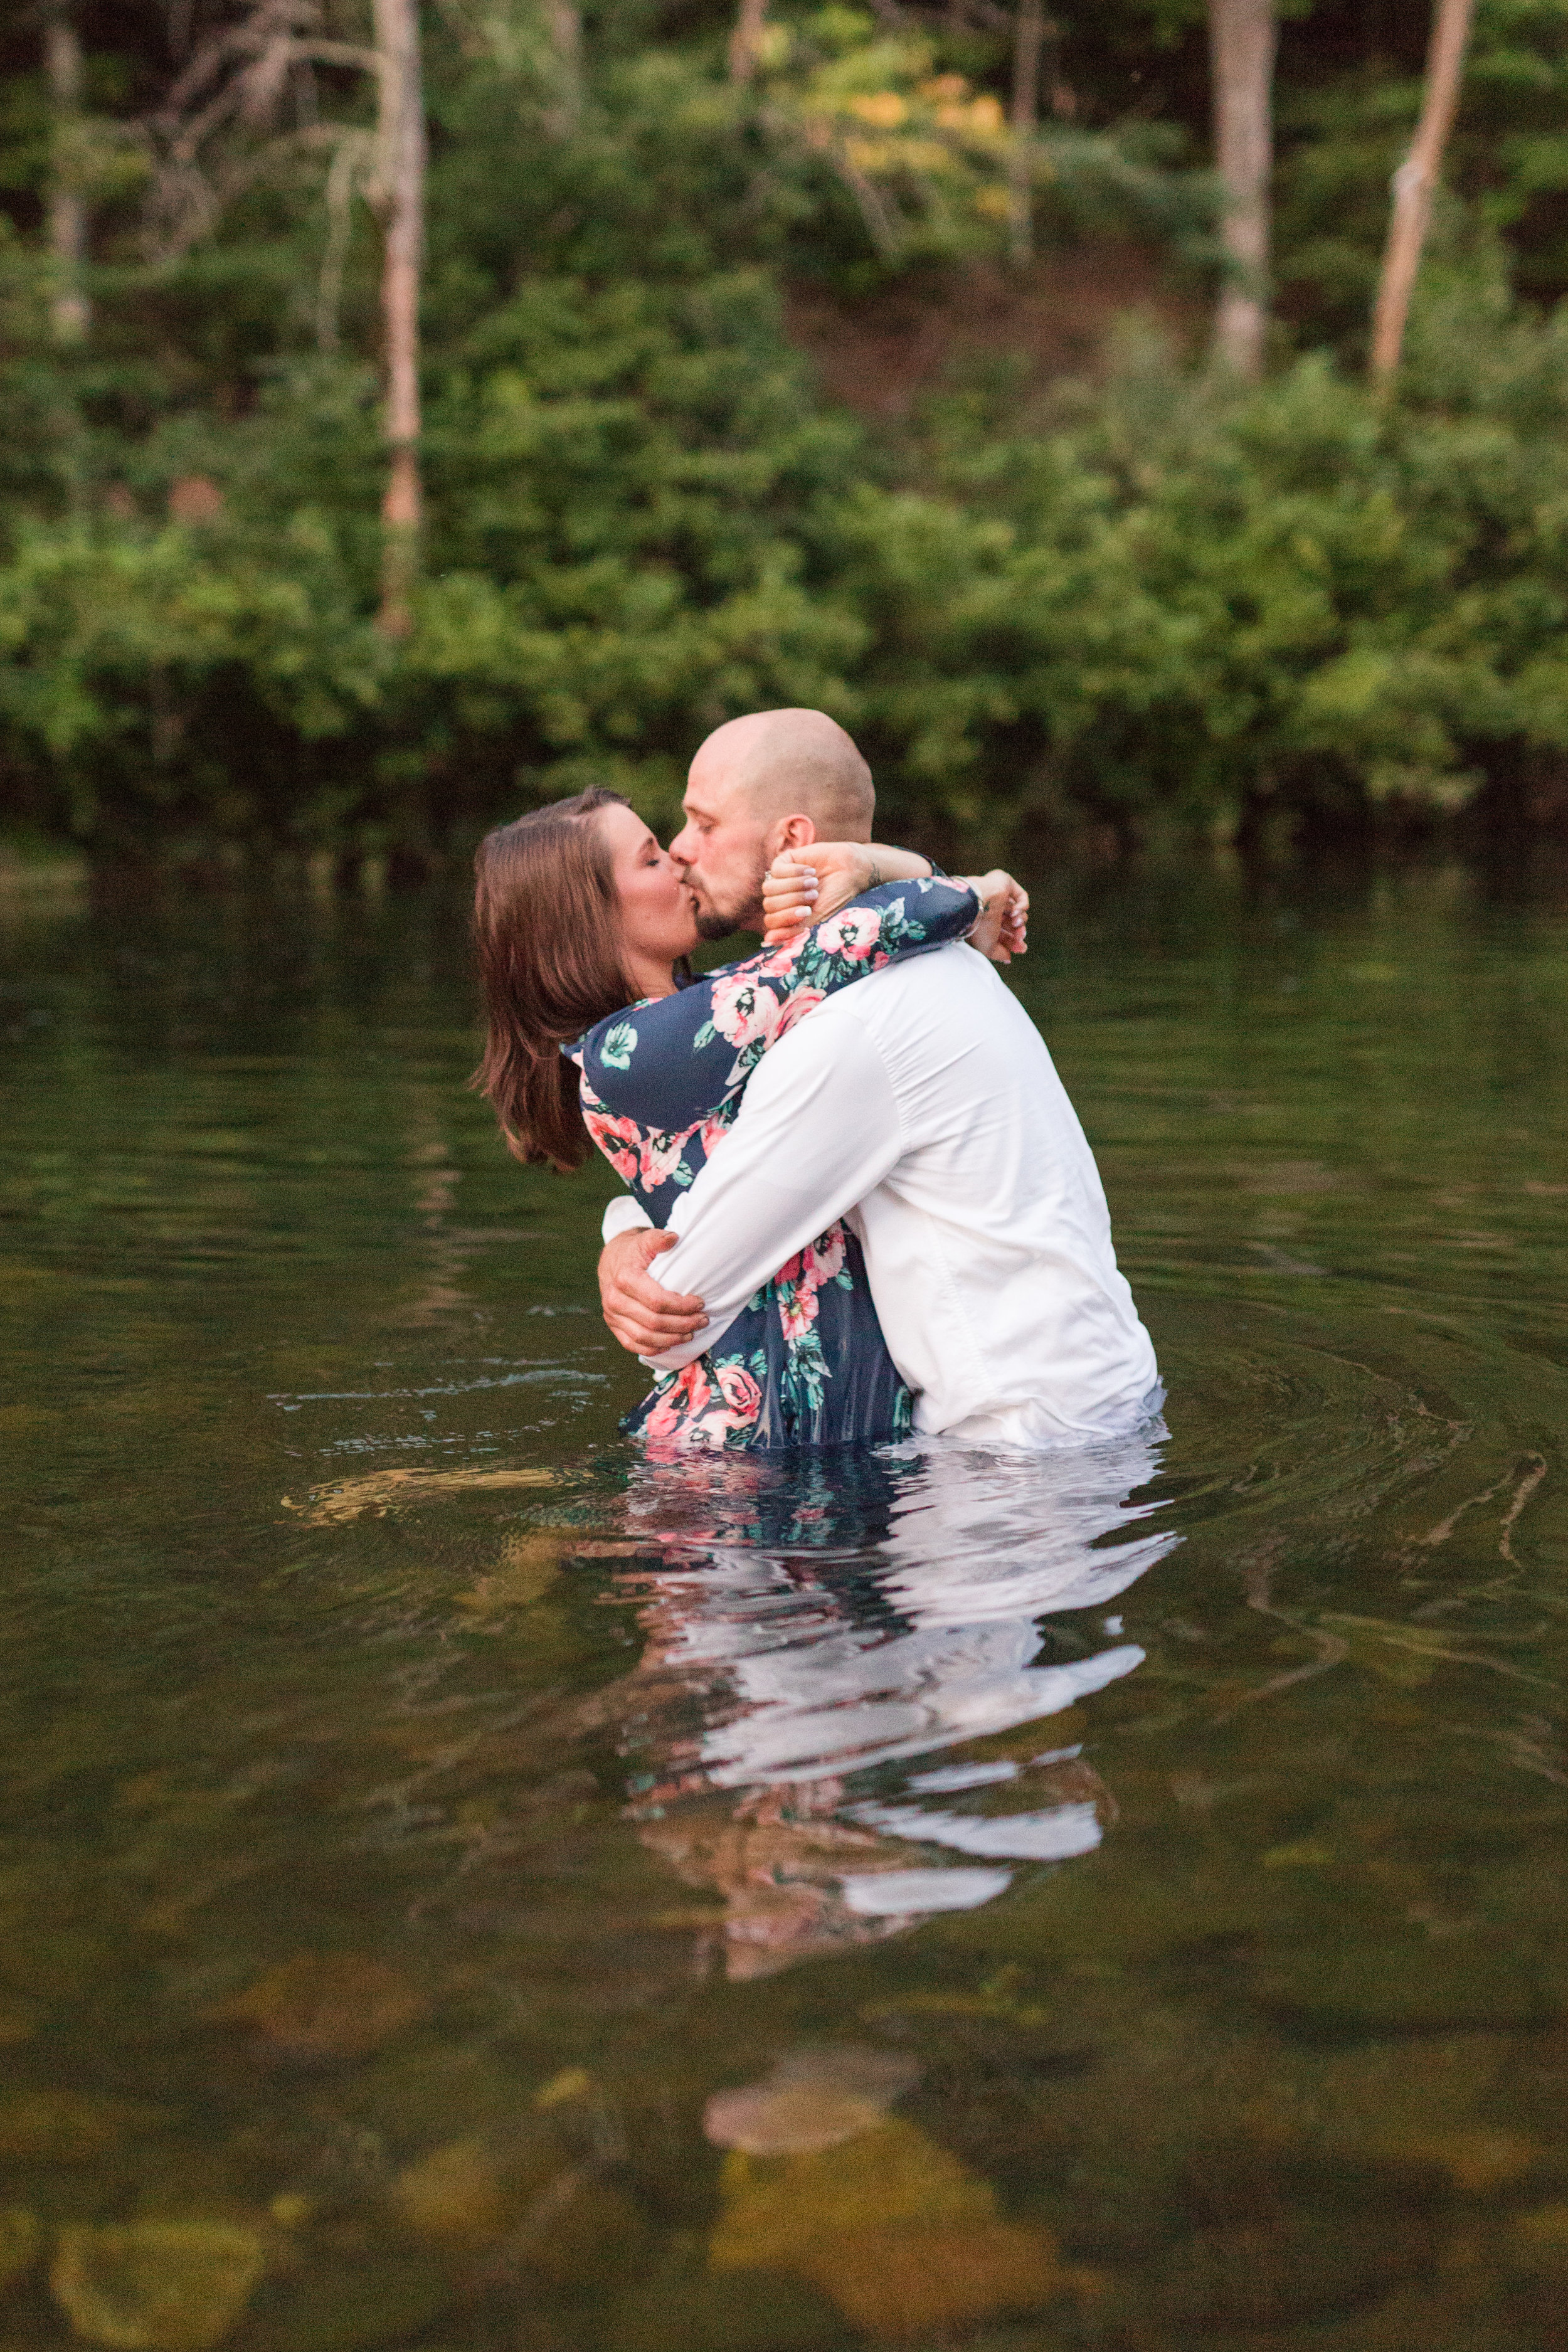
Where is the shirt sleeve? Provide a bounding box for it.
[602,1194,653,1244]
[640,1009,907,1374]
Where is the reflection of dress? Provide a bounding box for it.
[612,1433,1179,1975]
[570,881,977,1451]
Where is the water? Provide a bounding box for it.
[1,857,1565,2351]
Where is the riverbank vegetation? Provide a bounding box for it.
[4,0,1568,872]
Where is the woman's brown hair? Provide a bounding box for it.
[472,787,634,1172]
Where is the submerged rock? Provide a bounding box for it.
[533,2067,593,2111]
[0,2207,40,2293]
[0,1926,119,2001]
[390,2139,514,2249]
[1146,2211,1437,2331]
[1512,2202,1568,2267]
[709,2114,1067,2338]
[607,2263,857,2351]
[51,2218,264,2349]
[1252,1939,1552,2036]
[1368,2131,1540,2195]
[0,2090,161,2164]
[520,2176,651,2291]
[241,2250,448,2352]
[704,2048,918,2156]
[705,2083,886,2159]
[0,1995,40,2045]
[216,1956,425,2065]
[817,2220,1066,2340]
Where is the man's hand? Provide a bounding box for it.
[598,1227,707,1356]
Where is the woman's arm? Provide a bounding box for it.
[576,872,980,1129]
[764,846,1029,962]
[761,842,930,935]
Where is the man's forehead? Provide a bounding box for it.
[681,767,736,820]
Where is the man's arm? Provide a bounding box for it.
[598,1216,709,1355]
[630,1010,907,1375]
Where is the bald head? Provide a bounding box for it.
[671,709,876,940]
[689,709,874,839]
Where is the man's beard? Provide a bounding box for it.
[691,863,767,942]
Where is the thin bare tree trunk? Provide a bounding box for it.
[46,7,90,342]
[1007,0,1044,267]
[372,0,425,638]
[1208,0,1276,379]
[728,0,768,86]
[1369,0,1476,386]
[543,0,582,134]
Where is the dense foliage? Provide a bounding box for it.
[4,0,1568,868]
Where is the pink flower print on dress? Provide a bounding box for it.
[776,1268,815,1345]
[771,1224,847,1343]
[710,1358,763,1434]
[642,1359,714,1444]
[805,1225,847,1286]
[637,1125,696,1191]
[582,1098,641,1186]
[775,985,826,1041]
[640,1357,762,1451]
[699,1111,734,1163]
[810,903,886,960]
[707,970,787,1052]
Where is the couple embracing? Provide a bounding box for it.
[474,708,1159,1454]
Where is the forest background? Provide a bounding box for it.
[5,0,1568,876]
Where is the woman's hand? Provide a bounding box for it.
[761,842,932,943]
[961,871,1029,963]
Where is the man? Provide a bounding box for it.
[597,707,1159,1448]
[670,705,878,940]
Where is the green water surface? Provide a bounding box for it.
[1,859,1565,2352]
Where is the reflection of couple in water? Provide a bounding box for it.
[602,1439,1177,1977]
[472,705,1170,1963]
[473,706,1159,1454]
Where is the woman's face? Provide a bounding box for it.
[596,803,700,975]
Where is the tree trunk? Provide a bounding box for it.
[1007,0,1045,267]
[1208,0,1276,379]
[1369,0,1476,386]
[46,7,90,343]
[728,0,768,86]
[543,0,582,134]
[373,0,425,639]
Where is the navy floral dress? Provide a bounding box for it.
[569,879,978,1453]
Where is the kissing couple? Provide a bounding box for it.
[473,708,1160,1454]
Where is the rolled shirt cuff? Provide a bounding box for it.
[601,1194,654,1245]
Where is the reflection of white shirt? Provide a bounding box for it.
[603,943,1159,1449]
[628,1429,1174,1786]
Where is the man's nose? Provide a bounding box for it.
[668,821,696,869]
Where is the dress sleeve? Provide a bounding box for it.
[576,876,978,1131]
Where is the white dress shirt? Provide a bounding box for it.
[600,941,1160,1448]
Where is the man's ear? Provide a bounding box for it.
[768,813,818,859]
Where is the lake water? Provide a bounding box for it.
[1,857,1565,2351]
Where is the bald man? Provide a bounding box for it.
[596,709,1160,1449]
[669,708,874,940]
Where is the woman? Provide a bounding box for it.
[473,786,1025,1451]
